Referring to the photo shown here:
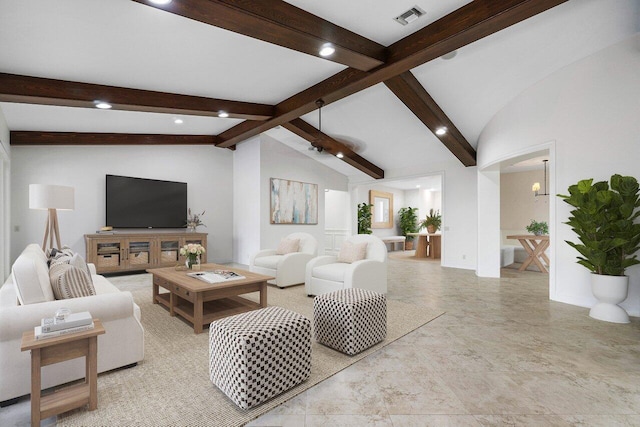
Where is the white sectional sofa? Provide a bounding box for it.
[0,244,144,403]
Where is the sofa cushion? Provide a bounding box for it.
[312,263,348,282]
[253,255,282,270]
[276,238,300,255]
[49,263,96,299]
[12,244,55,304]
[337,241,367,264]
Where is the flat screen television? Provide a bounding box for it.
[106,175,187,228]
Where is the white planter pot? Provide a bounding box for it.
[589,274,630,324]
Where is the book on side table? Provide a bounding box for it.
[37,311,94,340]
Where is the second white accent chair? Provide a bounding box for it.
[250,232,318,288]
[305,234,388,297]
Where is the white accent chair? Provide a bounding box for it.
[305,234,388,296]
[250,233,318,288]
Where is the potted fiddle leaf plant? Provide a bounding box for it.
[418,209,441,234]
[558,174,640,323]
[398,207,419,250]
[357,202,373,234]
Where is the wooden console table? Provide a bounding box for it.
[21,319,105,426]
[406,233,441,259]
[507,235,550,273]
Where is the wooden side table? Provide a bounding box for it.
[20,319,105,426]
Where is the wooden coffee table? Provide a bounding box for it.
[148,264,273,333]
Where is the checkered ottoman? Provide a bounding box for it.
[208,306,312,410]
[313,288,386,356]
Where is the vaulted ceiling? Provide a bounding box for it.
[0,0,637,181]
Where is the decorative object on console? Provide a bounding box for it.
[525,219,548,236]
[558,174,640,323]
[270,178,318,224]
[186,208,206,232]
[180,243,206,269]
[418,208,441,234]
[29,184,75,252]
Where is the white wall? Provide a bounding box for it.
[233,136,261,265]
[324,190,349,229]
[10,145,235,263]
[245,134,348,264]
[0,107,10,281]
[477,34,640,315]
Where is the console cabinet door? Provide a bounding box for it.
[157,238,181,268]
[124,238,154,270]
[91,238,124,273]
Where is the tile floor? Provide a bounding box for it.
[247,253,640,426]
[2,254,639,426]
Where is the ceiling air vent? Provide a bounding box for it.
[394,6,426,26]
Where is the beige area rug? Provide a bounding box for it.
[58,277,444,427]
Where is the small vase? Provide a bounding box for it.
[186,254,200,270]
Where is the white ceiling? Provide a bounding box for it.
[0,0,638,181]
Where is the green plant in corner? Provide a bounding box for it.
[558,174,640,276]
[357,202,373,234]
[397,207,419,241]
[418,209,442,233]
[526,219,548,236]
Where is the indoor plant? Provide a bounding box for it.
[526,219,548,236]
[186,208,206,232]
[418,209,441,234]
[558,174,640,323]
[397,207,419,250]
[357,202,373,234]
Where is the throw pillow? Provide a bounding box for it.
[69,253,94,284]
[337,241,368,263]
[49,263,96,300]
[276,238,300,255]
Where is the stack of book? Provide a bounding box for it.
[35,311,94,340]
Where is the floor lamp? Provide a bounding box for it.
[29,184,75,252]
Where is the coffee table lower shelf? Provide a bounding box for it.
[155,293,261,329]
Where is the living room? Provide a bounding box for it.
[1,0,640,425]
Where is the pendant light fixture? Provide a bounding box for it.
[532,159,549,196]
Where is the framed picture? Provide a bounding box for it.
[270,178,318,224]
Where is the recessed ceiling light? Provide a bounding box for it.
[218,111,229,118]
[149,0,172,5]
[435,127,447,136]
[174,118,183,124]
[336,152,344,159]
[416,184,421,188]
[94,101,112,109]
[319,43,335,57]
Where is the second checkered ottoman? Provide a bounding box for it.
[208,306,311,410]
[313,288,386,355]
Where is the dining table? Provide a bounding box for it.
[507,234,550,273]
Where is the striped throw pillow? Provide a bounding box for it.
[49,263,96,299]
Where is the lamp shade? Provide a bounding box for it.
[29,184,74,210]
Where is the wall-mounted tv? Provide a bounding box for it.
[106,175,187,228]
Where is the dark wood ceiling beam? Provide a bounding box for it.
[283,119,384,179]
[217,0,567,153]
[384,72,476,166]
[131,0,386,71]
[10,131,219,146]
[0,73,274,120]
